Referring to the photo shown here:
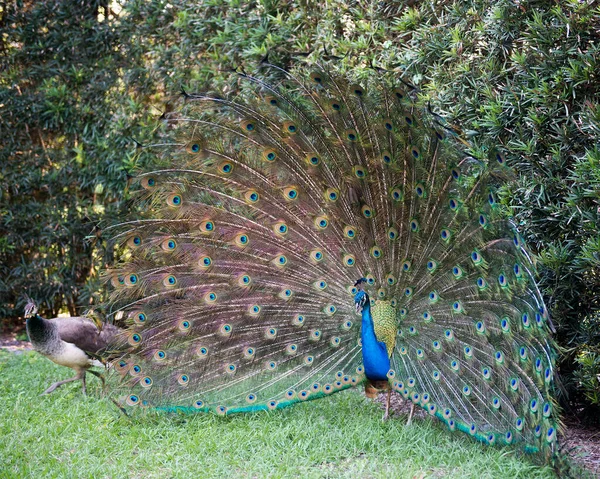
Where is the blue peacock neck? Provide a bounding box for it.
[360,299,391,381]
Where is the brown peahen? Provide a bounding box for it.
[24,299,119,395]
[106,64,559,457]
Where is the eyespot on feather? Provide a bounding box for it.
[127,236,142,248]
[166,193,182,207]
[240,119,256,132]
[161,238,177,252]
[262,148,278,162]
[282,120,298,135]
[140,177,157,190]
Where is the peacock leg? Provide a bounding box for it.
[406,402,415,425]
[87,369,106,394]
[42,370,85,395]
[382,388,392,421]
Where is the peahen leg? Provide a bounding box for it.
[42,369,85,395]
[382,388,392,421]
[87,369,106,394]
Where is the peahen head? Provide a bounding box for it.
[354,278,369,313]
[24,297,38,319]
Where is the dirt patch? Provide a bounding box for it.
[562,416,600,476]
[0,328,32,352]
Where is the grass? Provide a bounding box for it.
[0,350,556,479]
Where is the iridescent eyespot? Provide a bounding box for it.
[131,311,146,324]
[177,374,189,385]
[411,146,420,159]
[240,119,255,132]
[352,165,367,178]
[244,190,260,203]
[235,233,249,247]
[127,236,142,248]
[243,347,255,359]
[361,205,374,218]
[200,220,215,233]
[283,187,298,201]
[343,225,357,239]
[415,183,426,198]
[370,246,382,259]
[178,319,191,331]
[199,255,212,268]
[427,260,438,273]
[382,151,392,164]
[273,254,287,267]
[410,219,419,232]
[265,327,277,339]
[219,324,232,337]
[351,85,364,97]
[154,350,166,360]
[161,239,177,251]
[345,129,358,141]
[204,292,217,303]
[329,99,342,111]
[315,216,329,230]
[343,254,355,266]
[402,260,411,272]
[310,72,323,83]
[141,177,156,189]
[265,95,279,107]
[306,153,320,166]
[273,222,288,237]
[310,249,324,263]
[292,314,305,327]
[197,346,208,357]
[440,228,452,242]
[387,227,398,240]
[324,187,339,202]
[167,194,182,207]
[383,119,393,131]
[248,305,261,316]
[218,161,234,175]
[163,275,177,287]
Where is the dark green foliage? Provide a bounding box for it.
[2,0,599,414]
[0,0,154,319]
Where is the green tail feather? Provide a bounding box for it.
[105,63,559,458]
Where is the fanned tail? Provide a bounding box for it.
[105,63,558,457]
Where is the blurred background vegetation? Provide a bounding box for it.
[1,0,599,418]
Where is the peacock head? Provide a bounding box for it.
[354,278,370,313]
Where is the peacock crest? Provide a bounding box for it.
[106,63,559,457]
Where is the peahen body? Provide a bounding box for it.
[107,64,559,456]
[25,300,119,395]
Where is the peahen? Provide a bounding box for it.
[106,64,559,456]
[24,299,119,395]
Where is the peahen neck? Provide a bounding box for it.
[360,302,391,381]
[26,314,57,351]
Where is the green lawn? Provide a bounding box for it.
[0,350,556,479]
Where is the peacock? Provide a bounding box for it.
[24,299,119,395]
[106,63,559,457]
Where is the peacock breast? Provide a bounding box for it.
[371,300,398,357]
